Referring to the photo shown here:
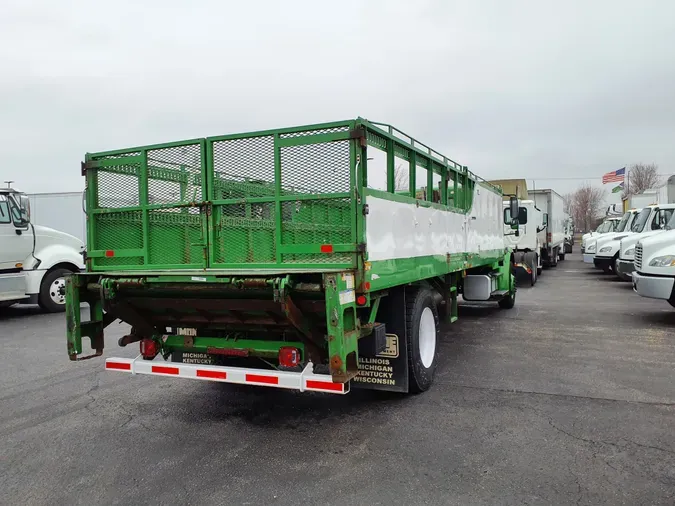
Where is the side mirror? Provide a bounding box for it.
[509,196,519,225]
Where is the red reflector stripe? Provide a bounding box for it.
[152,365,179,375]
[306,380,343,392]
[197,369,227,380]
[246,374,278,385]
[320,244,333,253]
[105,250,115,257]
[106,361,131,371]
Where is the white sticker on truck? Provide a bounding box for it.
[339,289,355,305]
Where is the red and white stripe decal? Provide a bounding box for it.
[104,356,348,394]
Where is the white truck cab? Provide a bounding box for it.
[503,199,544,285]
[615,204,675,281]
[632,211,675,307]
[584,209,639,271]
[0,185,85,312]
[581,217,621,253]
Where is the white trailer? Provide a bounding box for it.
[530,189,565,267]
[26,191,86,243]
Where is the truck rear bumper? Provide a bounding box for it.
[632,272,675,301]
[105,355,349,395]
[616,260,635,281]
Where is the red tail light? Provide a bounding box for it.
[320,244,334,253]
[356,295,367,306]
[140,338,158,359]
[279,346,301,367]
[547,233,552,243]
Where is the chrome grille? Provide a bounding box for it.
[634,243,643,271]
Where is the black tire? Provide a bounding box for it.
[559,253,566,261]
[537,263,543,276]
[668,299,675,309]
[405,288,439,393]
[38,268,72,313]
[498,262,517,309]
[601,264,611,274]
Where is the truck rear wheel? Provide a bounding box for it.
[498,262,517,309]
[38,268,72,313]
[405,288,439,393]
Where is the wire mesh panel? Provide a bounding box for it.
[87,140,207,270]
[207,123,357,269]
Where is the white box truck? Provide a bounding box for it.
[503,199,544,285]
[530,189,565,267]
[0,185,85,312]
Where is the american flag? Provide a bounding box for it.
[602,167,625,184]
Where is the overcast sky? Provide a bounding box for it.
[2,0,674,204]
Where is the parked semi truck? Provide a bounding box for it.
[583,208,639,269]
[503,199,543,285]
[1,185,85,311]
[616,204,675,281]
[632,211,675,308]
[581,217,621,253]
[530,189,565,266]
[66,118,519,395]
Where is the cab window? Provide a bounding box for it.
[504,207,528,225]
[0,196,11,224]
[652,209,674,230]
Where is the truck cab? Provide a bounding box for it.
[632,211,675,307]
[0,185,85,311]
[616,204,675,281]
[503,199,544,285]
[581,217,620,253]
[584,209,639,271]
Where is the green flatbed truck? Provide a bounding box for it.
[66,118,519,394]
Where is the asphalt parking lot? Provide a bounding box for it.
[1,253,674,505]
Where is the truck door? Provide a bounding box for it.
[0,193,33,269]
[650,208,674,231]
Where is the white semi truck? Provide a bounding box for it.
[0,185,85,312]
[583,209,640,270]
[530,189,565,266]
[632,211,675,308]
[580,217,621,253]
[503,199,544,285]
[615,204,675,281]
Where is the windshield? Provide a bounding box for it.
[615,213,631,232]
[631,208,651,233]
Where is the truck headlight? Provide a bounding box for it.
[599,246,612,253]
[649,255,675,267]
[586,243,596,253]
[624,248,634,258]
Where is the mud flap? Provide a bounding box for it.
[351,288,409,393]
